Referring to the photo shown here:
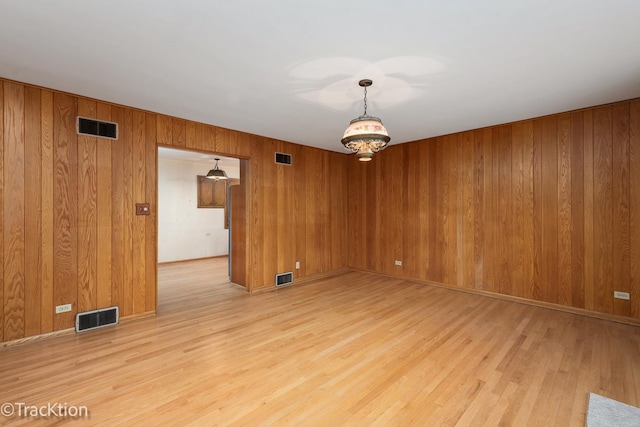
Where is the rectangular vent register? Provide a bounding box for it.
[76,306,119,333]
[77,116,118,139]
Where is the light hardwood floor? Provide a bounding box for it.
[1,258,639,426]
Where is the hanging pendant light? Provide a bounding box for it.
[206,158,228,180]
[341,79,390,161]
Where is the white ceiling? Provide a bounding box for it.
[1,1,639,154]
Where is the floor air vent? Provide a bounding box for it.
[275,272,293,287]
[76,306,119,333]
[275,152,292,165]
[77,116,118,139]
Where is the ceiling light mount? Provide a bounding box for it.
[341,79,390,162]
[206,157,228,180]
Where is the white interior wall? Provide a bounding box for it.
[158,157,239,263]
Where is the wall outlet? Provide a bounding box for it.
[614,291,630,300]
[295,261,300,269]
[56,304,72,314]
[394,260,402,266]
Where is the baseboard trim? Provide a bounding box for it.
[158,255,227,266]
[351,268,640,327]
[250,268,351,294]
[1,328,75,349]
[1,310,157,349]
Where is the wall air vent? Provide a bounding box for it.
[77,116,118,140]
[75,306,119,333]
[275,272,293,287]
[275,152,292,165]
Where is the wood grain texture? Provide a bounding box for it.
[631,100,640,318]
[348,99,640,321]
[77,98,98,313]
[40,90,54,334]
[570,111,585,309]
[583,110,595,311]
[230,161,248,287]
[2,76,640,346]
[541,116,558,303]
[557,113,572,306]
[144,113,157,312]
[511,123,525,297]
[3,82,25,340]
[24,86,42,337]
[1,258,638,425]
[96,102,113,309]
[132,110,147,313]
[121,109,134,316]
[53,92,77,330]
[612,103,631,317]
[0,82,4,342]
[593,107,614,313]
[110,106,125,316]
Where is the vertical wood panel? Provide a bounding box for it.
[446,135,459,285]
[156,115,172,145]
[557,113,572,306]
[612,103,631,317]
[366,157,381,273]
[215,127,230,154]
[570,111,585,308]
[294,144,308,277]
[541,116,559,303]
[3,82,25,340]
[417,141,430,281]
[275,140,294,274]
[110,107,125,313]
[145,113,157,311]
[40,90,54,333]
[77,98,97,313]
[593,107,614,313]
[496,126,512,295]
[348,154,367,271]
[230,160,248,286]
[329,152,347,271]
[0,83,4,341]
[122,109,134,315]
[202,125,215,152]
[511,123,525,298]
[583,110,595,311]
[227,129,240,158]
[522,121,535,300]
[53,92,77,330]
[172,118,186,147]
[403,143,419,279]
[96,102,112,309]
[193,123,205,151]
[24,86,42,336]
[473,130,486,288]
[630,100,640,318]
[532,119,544,301]
[482,131,495,291]
[185,121,196,149]
[132,110,147,313]
[458,132,475,288]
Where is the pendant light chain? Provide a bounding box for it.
[362,85,368,116]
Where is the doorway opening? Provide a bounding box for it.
[157,147,246,311]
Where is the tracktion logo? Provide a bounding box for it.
[1,402,89,419]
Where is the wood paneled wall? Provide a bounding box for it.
[348,99,640,321]
[1,81,159,342]
[3,74,637,343]
[0,78,349,343]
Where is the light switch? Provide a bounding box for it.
[136,203,150,215]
